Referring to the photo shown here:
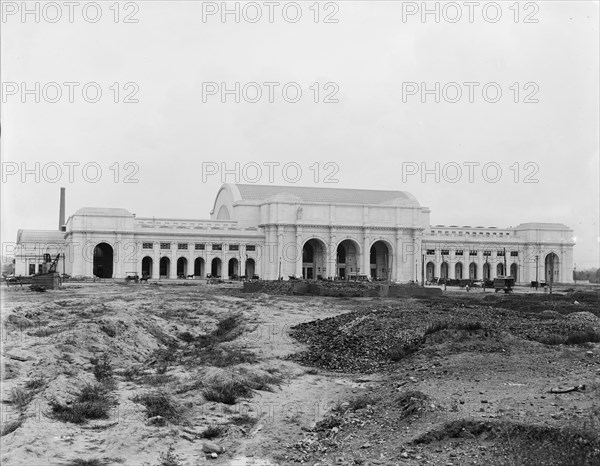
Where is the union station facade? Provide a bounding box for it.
[14,184,575,284]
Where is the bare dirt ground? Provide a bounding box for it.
[1,282,599,466]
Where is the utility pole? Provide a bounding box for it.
[442,251,447,291]
[535,255,539,290]
[421,254,425,287]
[503,247,507,277]
[549,255,554,296]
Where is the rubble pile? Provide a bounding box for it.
[289,297,600,373]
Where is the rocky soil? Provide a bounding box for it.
[1,282,599,465]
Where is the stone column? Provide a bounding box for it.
[169,243,177,279]
[152,244,159,279]
[277,225,284,279]
[187,243,194,277]
[477,252,484,280]
[240,245,246,278]
[327,229,336,279]
[362,230,370,276]
[395,232,402,282]
[295,227,303,278]
[136,241,143,277]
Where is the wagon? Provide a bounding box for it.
[494,276,515,293]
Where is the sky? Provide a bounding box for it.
[1,1,599,269]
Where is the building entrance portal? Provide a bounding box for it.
[370,241,392,281]
[93,243,113,278]
[336,239,359,280]
[302,239,326,279]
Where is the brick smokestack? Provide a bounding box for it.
[59,187,65,231]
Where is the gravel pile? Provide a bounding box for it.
[288,298,600,373]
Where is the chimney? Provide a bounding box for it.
[59,187,66,231]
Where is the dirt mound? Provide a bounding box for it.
[413,419,600,466]
[566,312,600,331]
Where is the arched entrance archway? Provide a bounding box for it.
[141,256,153,278]
[211,258,222,277]
[455,262,463,279]
[228,258,239,278]
[177,257,188,278]
[440,262,449,280]
[497,263,505,277]
[245,258,256,278]
[469,262,477,280]
[370,240,392,280]
[483,262,491,280]
[93,243,113,278]
[336,239,360,280]
[510,263,518,282]
[545,253,559,283]
[302,238,326,279]
[426,261,435,282]
[159,257,170,278]
[194,258,205,278]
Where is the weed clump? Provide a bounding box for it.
[49,383,115,424]
[132,391,181,422]
[200,425,224,439]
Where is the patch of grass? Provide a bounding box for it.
[1,418,24,436]
[142,374,173,387]
[90,353,113,382]
[157,444,182,466]
[189,345,257,368]
[8,387,35,410]
[64,459,107,466]
[203,378,253,405]
[25,377,46,390]
[132,391,181,422]
[229,414,258,427]
[49,383,115,424]
[200,425,224,439]
[123,366,142,382]
[244,370,283,391]
[178,331,195,343]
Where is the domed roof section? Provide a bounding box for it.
[233,184,420,207]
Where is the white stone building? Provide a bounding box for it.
[13,184,575,284]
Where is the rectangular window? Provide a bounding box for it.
[195,243,205,250]
[142,242,153,249]
[469,250,478,256]
[229,244,239,251]
[212,244,222,251]
[178,243,188,250]
[510,251,519,257]
[455,250,463,256]
[497,250,505,256]
[246,245,256,251]
[38,264,43,273]
[483,250,491,256]
[160,242,170,250]
[29,264,36,275]
[441,249,449,255]
[426,249,435,255]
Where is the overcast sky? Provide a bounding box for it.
[2,1,599,268]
